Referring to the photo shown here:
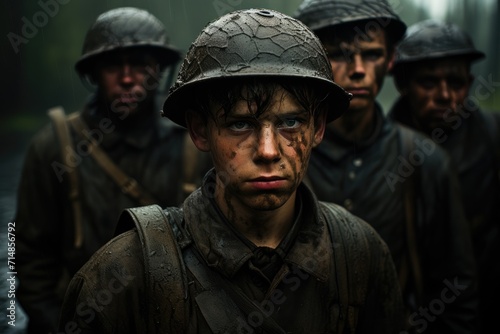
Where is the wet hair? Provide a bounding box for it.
[190,77,332,127]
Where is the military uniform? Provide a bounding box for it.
[15,97,206,331]
[389,97,500,333]
[294,1,478,333]
[307,104,478,333]
[59,169,405,334]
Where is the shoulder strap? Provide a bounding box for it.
[320,202,353,333]
[68,114,159,206]
[116,205,188,333]
[47,106,83,249]
[398,125,423,307]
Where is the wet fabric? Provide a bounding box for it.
[389,96,500,333]
[58,170,406,333]
[307,103,478,333]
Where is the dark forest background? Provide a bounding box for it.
[2,0,498,129]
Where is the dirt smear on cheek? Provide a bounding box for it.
[285,130,310,186]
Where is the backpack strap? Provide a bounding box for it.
[398,125,423,308]
[116,205,188,333]
[320,202,354,333]
[47,106,83,249]
[68,113,159,206]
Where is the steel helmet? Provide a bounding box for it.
[294,0,406,44]
[75,7,181,76]
[162,8,351,127]
[393,19,485,66]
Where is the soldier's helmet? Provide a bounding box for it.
[75,7,181,76]
[393,19,485,66]
[294,0,406,43]
[162,8,352,128]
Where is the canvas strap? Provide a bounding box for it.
[116,205,188,333]
[68,113,159,206]
[398,125,423,307]
[48,106,83,248]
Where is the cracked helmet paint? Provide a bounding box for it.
[161,8,352,127]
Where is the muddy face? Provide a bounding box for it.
[204,87,325,221]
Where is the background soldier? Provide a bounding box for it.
[15,7,209,333]
[294,0,478,332]
[58,8,405,333]
[389,19,500,334]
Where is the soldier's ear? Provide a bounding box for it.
[386,47,396,73]
[313,110,327,148]
[186,109,210,152]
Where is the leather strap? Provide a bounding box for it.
[68,113,158,206]
[398,126,423,306]
[117,205,188,333]
[320,202,351,333]
[48,106,83,249]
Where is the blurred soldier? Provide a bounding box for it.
[15,7,209,333]
[389,19,500,334]
[295,1,478,333]
[58,8,405,333]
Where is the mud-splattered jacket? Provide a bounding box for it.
[58,170,406,333]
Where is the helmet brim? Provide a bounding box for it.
[75,44,181,76]
[162,74,351,128]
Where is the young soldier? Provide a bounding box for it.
[58,8,405,333]
[15,7,210,333]
[388,19,500,334]
[295,1,478,333]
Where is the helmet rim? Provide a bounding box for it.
[75,7,181,76]
[393,19,485,67]
[294,0,407,44]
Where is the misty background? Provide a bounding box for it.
[0,0,499,332]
